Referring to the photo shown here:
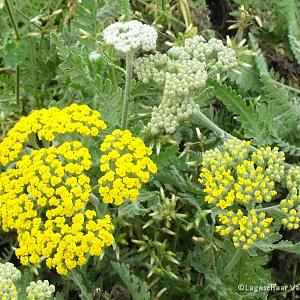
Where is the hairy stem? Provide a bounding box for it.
[121,53,134,130]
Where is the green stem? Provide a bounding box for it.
[5,0,20,40]
[5,0,22,108]
[255,204,281,212]
[223,248,243,276]
[196,111,233,140]
[269,78,300,95]
[16,65,21,110]
[121,53,134,130]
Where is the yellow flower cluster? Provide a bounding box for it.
[0,141,114,275]
[199,138,286,249]
[0,104,107,166]
[216,209,272,250]
[98,129,157,205]
[281,166,300,230]
[0,105,156,275]
[199,139,285,209]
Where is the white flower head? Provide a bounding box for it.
[102,20,157,54]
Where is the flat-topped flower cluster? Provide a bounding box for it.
[199,138,300,251]
[0,104,157,275]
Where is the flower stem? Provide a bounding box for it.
[223,248,244,276]
[121,53,133,130]
[5,0,20,40]
[5,0,22,110]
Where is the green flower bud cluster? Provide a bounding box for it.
[0,262,21,282]
[199,138,287,250]
[0,262,20,300]
[148,193,187,230]
[280,166,300,230]
[134,35,238,134]
[149,96,200,134]
[183,36,237,72]
[26,280,55,300]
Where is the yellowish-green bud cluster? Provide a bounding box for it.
[199,139,285,209]
[26,280,55,300]
[280,166,300,230]
[216,209,272,250]
[0,277,17,300]
[99,129,157,205]
[0,262,20,300]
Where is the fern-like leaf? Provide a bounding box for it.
[210,79,270,145]
[249,34,270,79]
[111,262,151,300]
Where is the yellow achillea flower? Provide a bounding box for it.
[199,138,286,249]
[281,166,300,230]
[216,209,272,250]
[98,129,157,205]
[0,104,106,167]
[0,105,156,275]
[0,142,114,275]
[199,139,285,209]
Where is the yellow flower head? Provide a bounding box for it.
[199,138,285,209]
[199,138,287,250]
[0,104,107,167]
[98,129,157,205]
[0,105,156,274]
[280,166,300,230]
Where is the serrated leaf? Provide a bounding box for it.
[118,190,160,217]
[111,262,151,300]
[255,233,300,254]
[210,79,270,145]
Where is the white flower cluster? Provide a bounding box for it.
[102,20,157,54]
[26,280,55,300]
[134,35,238,134]
[0,262,20,300]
